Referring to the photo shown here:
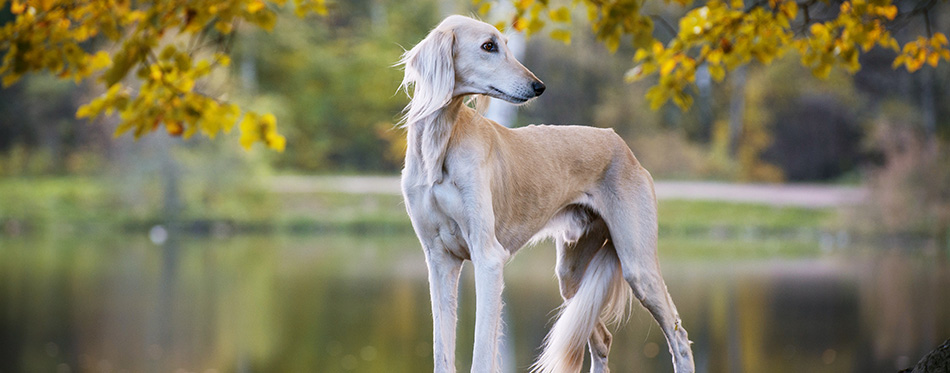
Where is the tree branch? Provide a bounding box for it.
[651,14,678,38]
[924,8,932,38]
[887,0,939,33]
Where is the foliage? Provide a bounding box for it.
[236,0,436,172]
[749,54,865,181]
[0,74,112,175]
[856,103,950,237]
[495,0,949,110]
[0,0,328,151]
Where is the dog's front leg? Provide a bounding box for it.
[433,163,509,372]
[422,182,509,373]
[425,247,464,373]
[462,184,510,373]
[470,236,508,373]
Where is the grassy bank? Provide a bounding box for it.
[0,176,838,240]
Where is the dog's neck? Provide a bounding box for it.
[405,97,468,185]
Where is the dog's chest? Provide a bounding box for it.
[404,182,471,260]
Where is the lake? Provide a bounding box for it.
[1,230,948,372]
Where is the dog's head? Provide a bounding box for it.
[400,15,545,121]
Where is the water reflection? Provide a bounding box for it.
[0,233,947,372]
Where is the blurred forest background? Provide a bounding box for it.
[1,0,948,237]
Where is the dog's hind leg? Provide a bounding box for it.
[424,246,464,373]
[552,218,617,373]
[600,170,695,373]
[588,322,613,373]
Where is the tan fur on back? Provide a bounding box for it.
[444,104,647,252]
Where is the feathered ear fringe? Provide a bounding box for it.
[397,28,455,127]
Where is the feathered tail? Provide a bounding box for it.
[531,247,631,373]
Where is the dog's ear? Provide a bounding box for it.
[400,28,455,124]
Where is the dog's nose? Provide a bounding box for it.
[532,81,546,96]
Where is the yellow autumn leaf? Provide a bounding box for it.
[672,91,692,109]
[478,2,491,15]
[526,18,545,36]
[780,1,798,18]
[645,85,668,110]
[239,113,260,150]
[10,0,25,14]
[219,104,241,134]
[214,21,234,35]
[880,5,897,20]
[903,42,918,55]
[812,63,832,78]
[149,64,162,80]
[261,113,277,128]
[89,51,112,70]
[933,33,948,46]
[247,0,266,14]
[260,113,286,152]
[605,34,620,52]
[124,10,146,24]
[891,54,906,68]
[549,6,571,23]
[513,17,528,32]
[708,63,725,81]
[550,29,571,44]
[906,58,922,72]
[706,49,722,64]
[839,1,851,13]
[634,48,650,62]
[660,58,678,76]
[76,105,92,119]
[927,52,939,67]
[266,132,287,152]
[166,122,183,136]
[214,53,232,67]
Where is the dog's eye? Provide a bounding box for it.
[481,41,496,52]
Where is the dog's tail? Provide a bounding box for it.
[531,246,631,373]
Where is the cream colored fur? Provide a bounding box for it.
[399,15,695,373]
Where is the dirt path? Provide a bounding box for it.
[271,175,867,208]
[652,180,866,208]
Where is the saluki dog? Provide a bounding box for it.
[398,15,695,373]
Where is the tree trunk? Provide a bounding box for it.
[484,2,525,128]
[729,65,747,156]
